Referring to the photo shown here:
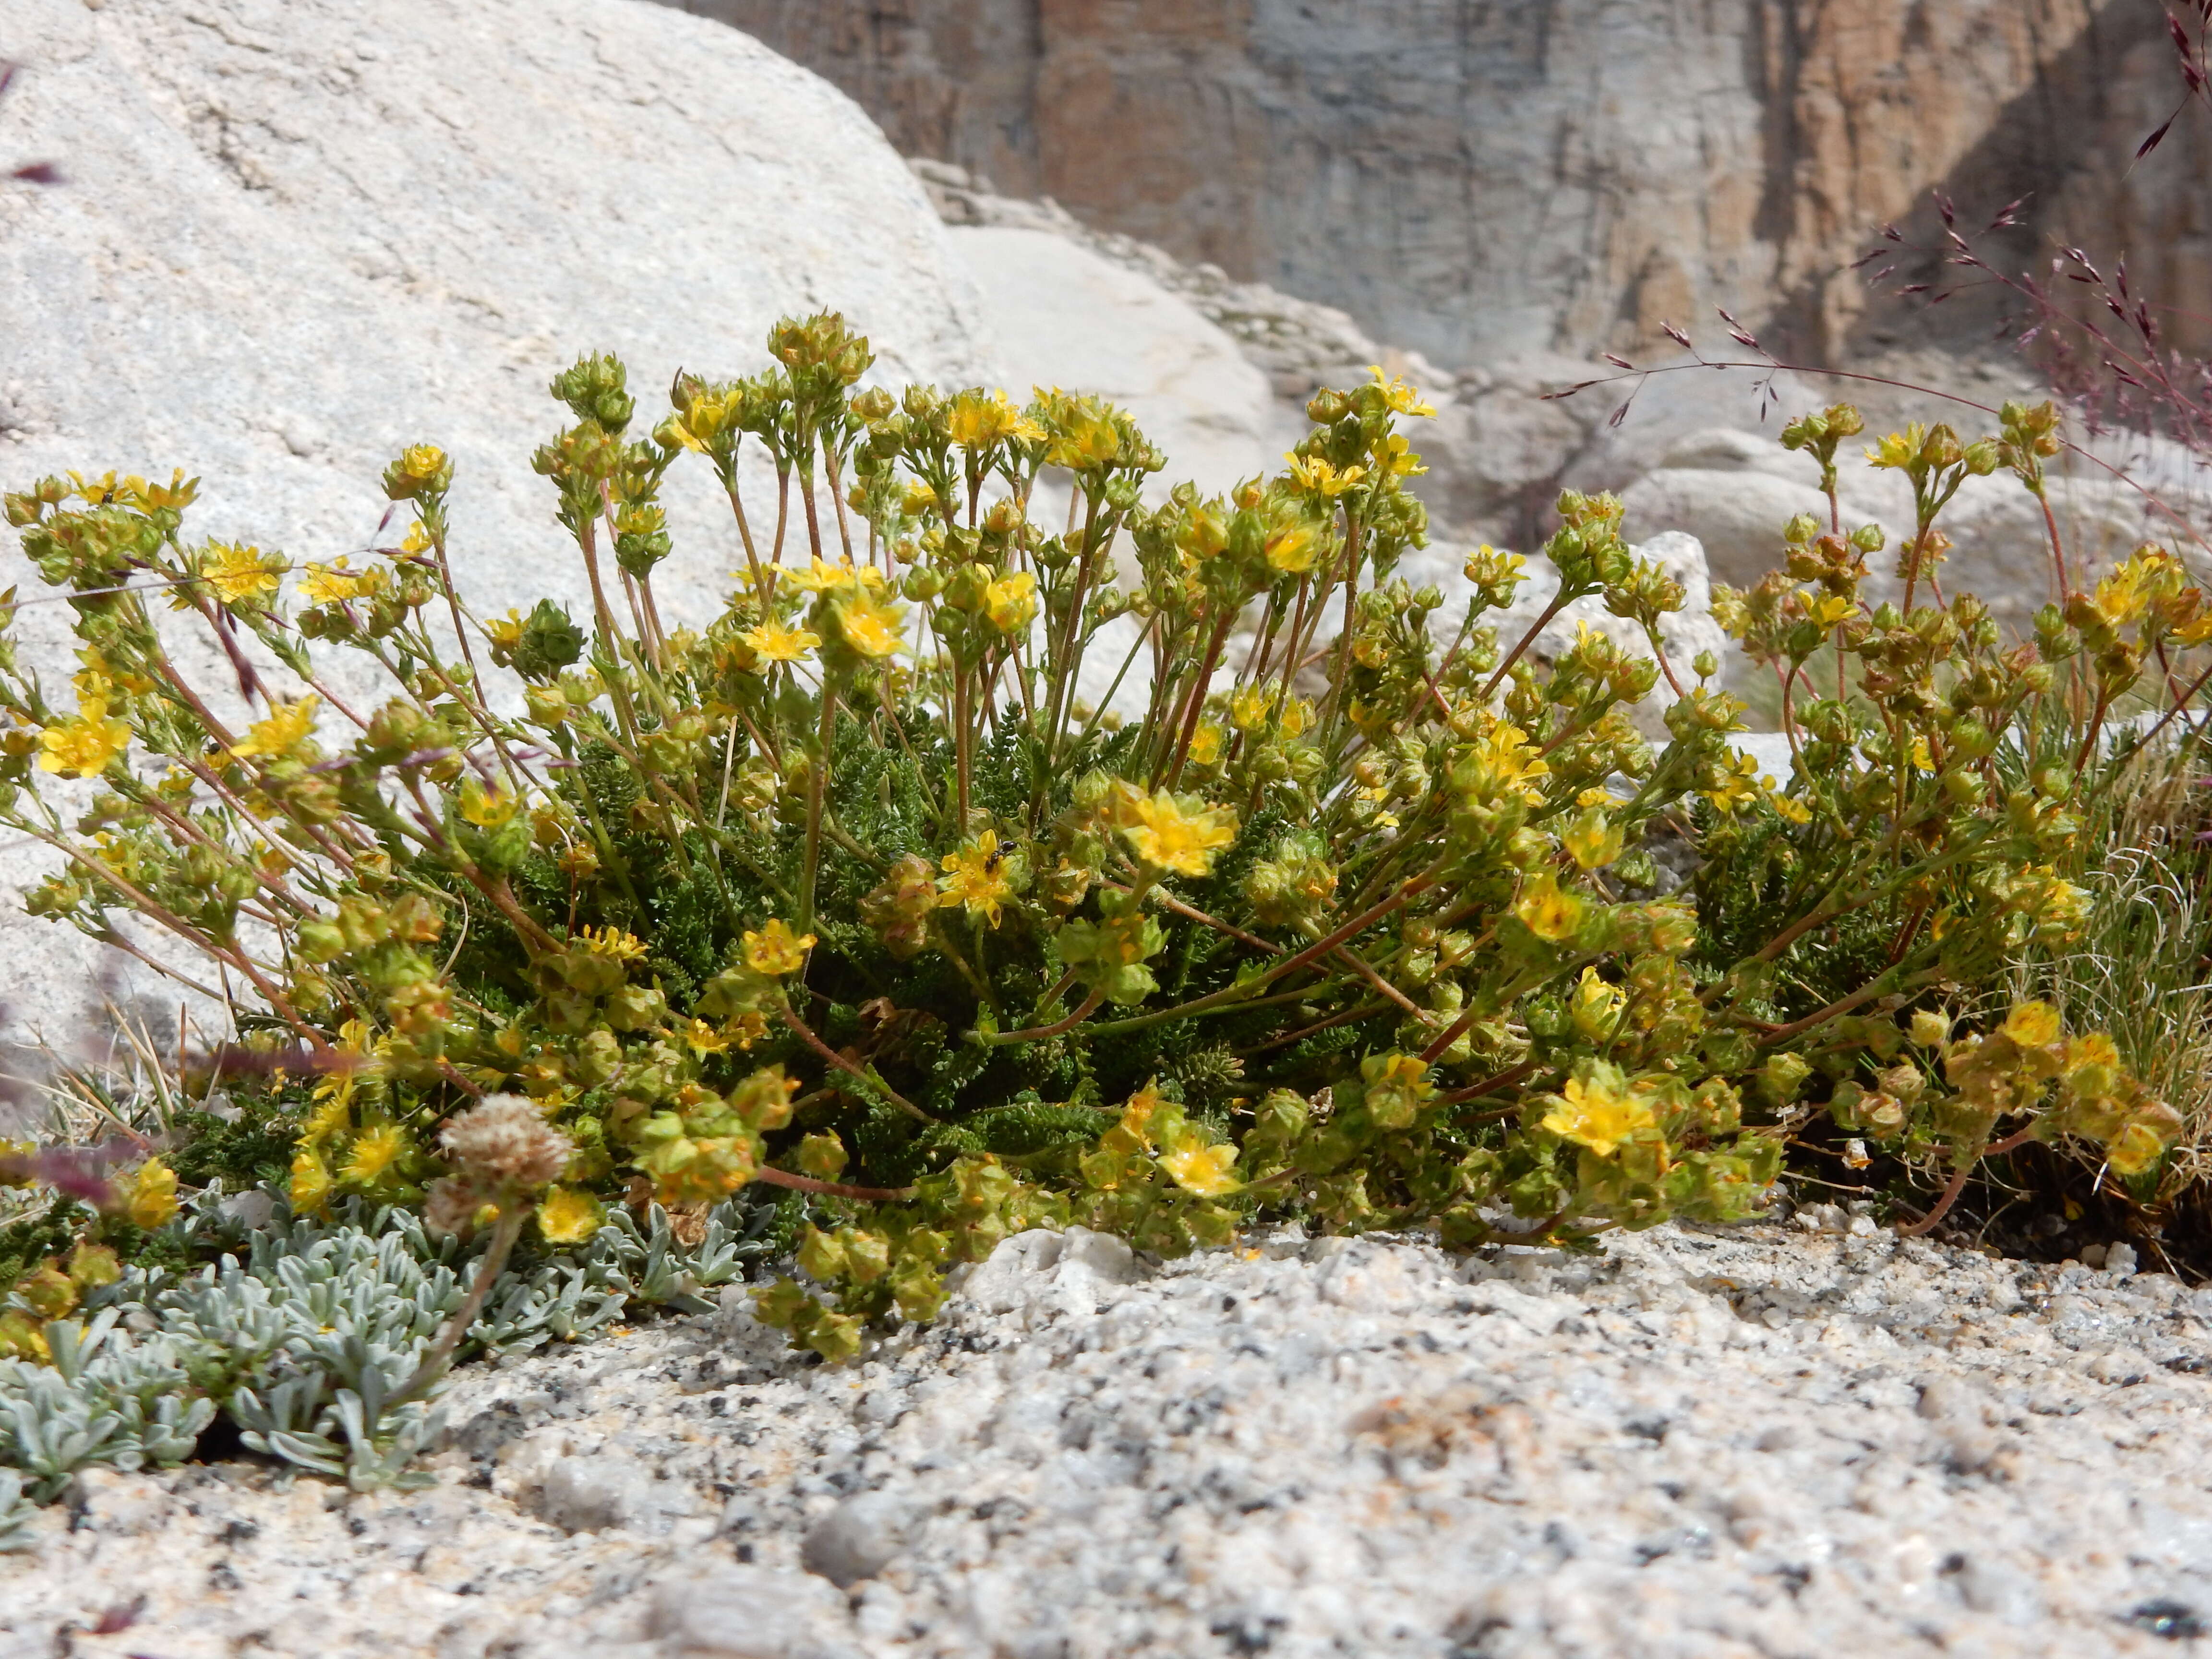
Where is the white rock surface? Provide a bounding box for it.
[10,1222,2211,1657]
[0,0,991,1065]
[916,162,1444,409]
[1615,422,2184,622]
[950,225,1289,499]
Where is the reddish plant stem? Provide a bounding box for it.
[1896,1122,2041,1238]
[752,1166,916,1202]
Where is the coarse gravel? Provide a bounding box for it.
[9,1220,2212,1659]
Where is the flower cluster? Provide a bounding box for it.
[0,325,2193,1363]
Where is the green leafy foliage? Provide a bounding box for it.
[0,325,2201,1368]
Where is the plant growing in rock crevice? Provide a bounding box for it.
[0,312,2193,1370]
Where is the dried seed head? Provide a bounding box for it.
[422,1175,486,1239]
[438,1093,573,1187]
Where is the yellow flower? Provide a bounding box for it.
[1864,426,1923,471]
[289,1146,334,1215]
[1280,697,1313,740]
[2108,1117,2172,1178]
[783,558,866,595]
[457,779,518,828]
[1187,722,1226,768]
[1160,1139,1241,1197]
[2064,1031,2120,1074]
[400,520,434,555]
[1804,592,1854,630]
[1542,1068,1657,1157]
[66,469,196,512]
[1368,367,1437,419]
[398,443,448,482]
[2095,550,2184,628]
[1770,789,1812,826]
[1483,723,1550,804]
[301,1095,353,1147]
[984,570,1039,635]
[299,558,377,605]
[1112,1079,1170,1153]
[1514,874,1582,943]
[340,1124,408,1187]
[667,390,736,454]
[1361,1052,1436,1126]
[1285,453,1366,497]
[1561,806,1623,871]
[743,917,816,975]
[937,831,1017,927]
[1263,520,1322,575]
[739,617,822,665]
[126,1158,179,1229]
[38,699,130,777]
[1228,685,1275,733]
[186,541,286,607]
[1463,544,1527,588]
[228,696,320,761]
[947,388,1046,449]
[1042,395,1123,470]
[2001,1000,2063,1049]
[578,925,648,961]
[1119,790,1239,878]
[1702,751,1764,815]
[536,1186,605,1245]
[1372,432,1426,479]
[684,1019,735,1058]
[1569,967,1626,1043]
[832,591,906,659]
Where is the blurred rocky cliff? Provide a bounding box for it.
[652,0,2210,368]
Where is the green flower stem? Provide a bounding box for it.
[1755,966,1940,1049]
[1231,997,1389,1059]
[1161,612,1234,790]
[1438,1058,1545,1108]
[974,987,1106,1046]
[1062,622,1150,761]
[924,911,995,1007]
[722,480,769,600]
[796,686,837,937]
[1898,1120,2040,1239]
[1321,513,1367,731]
[424,520,488,703]
[751,1165,915,1202]
[821,433,856,563]
[777,996,935,1124]
[572,515,623,657]
[1482,583,1583,702]
[1419,963,1553,1064]
[1044,491,1105,751]
[1105,880,1269,951]
[1085,872,1435,1039]
[38,830,321,1048]
[391,1199,526,1407]
[125,782,312,918]
[92,926,226,1005]
[769,461,791,566]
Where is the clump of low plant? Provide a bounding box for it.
[0,1182,773,1536]
[0,313,2194,1395]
